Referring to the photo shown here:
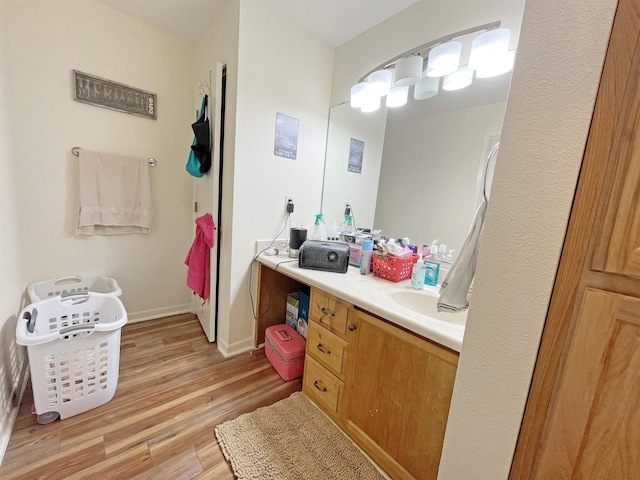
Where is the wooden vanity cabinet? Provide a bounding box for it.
[302,286,459,480]
[302,289,352,417]
[342,309,459,480]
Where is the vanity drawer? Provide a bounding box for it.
[309,288,350,336]
[303,355,343,415]
[306,319,348,378]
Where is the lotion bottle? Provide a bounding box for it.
[411,255,427,289]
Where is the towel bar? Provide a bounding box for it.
[72,147,157,167]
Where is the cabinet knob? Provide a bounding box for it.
[348,324,357,331]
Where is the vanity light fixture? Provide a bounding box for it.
[366,69,393,97]
[475,49,516,78]
[413,75,439,100]
[468,28,511,72]
[350,81,368,108]
[361,93,381,113]
[426,42,462,78]
[386,86,409,107]
[442,65,473,91]
[394,55,423,86]
[350,21,515,112]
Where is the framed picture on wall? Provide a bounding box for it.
[348,138,364,174]
[274,112,299,159]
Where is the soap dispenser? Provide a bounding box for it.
[423,248,441,287]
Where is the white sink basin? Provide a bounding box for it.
[390,290,467,325]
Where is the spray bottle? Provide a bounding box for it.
[310,213,327,241]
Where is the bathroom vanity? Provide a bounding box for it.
[255,253,466,480]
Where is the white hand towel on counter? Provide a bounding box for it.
[437,199,487,312]
[77,149,152,235]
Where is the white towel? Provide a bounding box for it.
[437,199,487,312]
[77,150,152,235]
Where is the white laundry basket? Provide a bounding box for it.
[27,275,122,303]
[16,292,128,424]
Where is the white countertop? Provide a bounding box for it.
[258,252,466,352]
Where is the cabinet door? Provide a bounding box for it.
[344,310,458,480]
[591,16,640,279]
[534,288,640,479]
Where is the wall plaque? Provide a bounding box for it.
[73,70,157,120]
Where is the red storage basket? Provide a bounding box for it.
[372,253,419,282]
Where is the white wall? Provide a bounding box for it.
[216,0,333,355]
[438,0,618,478]
[0,0,28,461]
[3,0,196,321]
[375,102,505,253]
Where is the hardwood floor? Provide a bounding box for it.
[0,314,302,479]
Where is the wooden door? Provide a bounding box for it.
[534,289,640,478]
[511,0,640,477]
[344,310,458,480]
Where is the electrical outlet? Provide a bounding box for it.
[285,195,295,213]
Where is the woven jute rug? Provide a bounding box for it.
[214,391,386,479]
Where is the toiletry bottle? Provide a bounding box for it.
[437,244,448,262]
[310,213,327,241]
[411,255,426,290]
[423,249,440,287]
[328,221,340,241]
[360,239,374,275]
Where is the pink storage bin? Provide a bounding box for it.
[265,324,306,381]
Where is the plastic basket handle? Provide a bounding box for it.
[59,324,95,336]
[53,276,83,286]
[60,291,90,305]
[23,308,38,333]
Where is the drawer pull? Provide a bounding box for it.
[316,343,331,355]
[348,324,357,331]
[320,307,335,317]
[314,380,327,392]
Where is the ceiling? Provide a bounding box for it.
[94,0,419,46]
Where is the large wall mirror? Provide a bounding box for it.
[321,1,524,259]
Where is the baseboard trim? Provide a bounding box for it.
[216,336,257,358]
[1,358,29,468]
[127,303,192,324]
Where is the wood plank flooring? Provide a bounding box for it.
[0,314,302,479]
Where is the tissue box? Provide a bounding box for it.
[340,232,372,244]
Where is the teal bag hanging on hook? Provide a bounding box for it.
[186,96,208,178]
